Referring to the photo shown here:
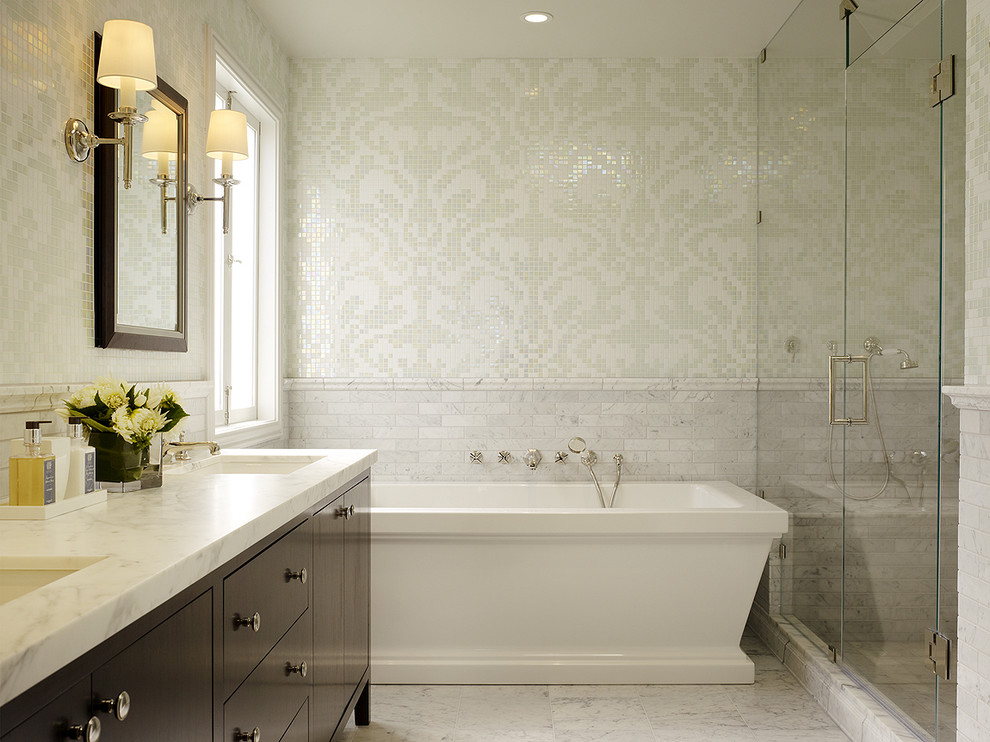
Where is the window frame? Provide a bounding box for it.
[209,33,282,447]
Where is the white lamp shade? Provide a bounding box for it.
[206,109,249,161]
[96,20,157,91]
[140,107,177,160]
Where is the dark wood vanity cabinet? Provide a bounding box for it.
[2,592,212,742]
[312,477,371,741]
[0,472,371,742]
[342,479,371,726]
[91,592,213,741]
[1,678,94,742]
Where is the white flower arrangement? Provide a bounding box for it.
[63,377,188,449]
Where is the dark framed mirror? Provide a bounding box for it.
[94,32,188,351]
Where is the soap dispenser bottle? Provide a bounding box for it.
[65,416,96,498]
[8,421,56,506]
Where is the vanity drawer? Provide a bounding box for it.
[224,611,312,742]
[223,521,311,697]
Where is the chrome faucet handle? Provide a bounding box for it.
[523,449,542,470]
[470,451,483,464]
[498,450,511,463]
[555,451,568,463]
[173,431,190,462]
[614,453,623,464]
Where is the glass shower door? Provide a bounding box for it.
[843,0,957,737]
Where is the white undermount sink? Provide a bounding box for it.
[0,555,108,606]
[167,454,324,476]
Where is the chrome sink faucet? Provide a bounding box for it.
[162,435,221,464]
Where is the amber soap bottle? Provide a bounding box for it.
[9,421,56,506]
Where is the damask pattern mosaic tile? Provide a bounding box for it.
[285,58,758,379]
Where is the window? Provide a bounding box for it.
[212,46,280,446]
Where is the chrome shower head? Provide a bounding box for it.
[898,351,919,370]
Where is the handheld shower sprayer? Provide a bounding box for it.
[863,337,918,370]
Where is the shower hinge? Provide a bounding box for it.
[930,55,956,107]
[756,210,762,224]
[759,48,767,64]
[778,542,787,560]
[927,629,952,681]
[827,644,838,663]
[839,0,858,21]
[758,489,766,499]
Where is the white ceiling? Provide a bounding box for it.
[244,0,806,59]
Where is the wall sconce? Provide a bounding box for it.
[187,95,248,234]
[141,102,178,234]
[64,19,157,189]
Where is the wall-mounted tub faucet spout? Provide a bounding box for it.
[523,449,542,470]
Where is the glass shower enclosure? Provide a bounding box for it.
[756,0,963,738]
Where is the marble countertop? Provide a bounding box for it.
[0,448,377,707]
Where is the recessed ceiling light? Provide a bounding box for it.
[522,11,553,24]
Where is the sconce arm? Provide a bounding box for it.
[187,178,239,234]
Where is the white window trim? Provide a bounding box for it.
[207,29,283,448]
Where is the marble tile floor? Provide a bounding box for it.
[339,636,853,741]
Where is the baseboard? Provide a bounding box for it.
[747,607,931,742]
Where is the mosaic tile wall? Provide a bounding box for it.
[0,0,287,387]
[758,54,965,380]
[284,58,758,379]
[757,57,845,378]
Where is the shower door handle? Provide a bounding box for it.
[828,355,869,425]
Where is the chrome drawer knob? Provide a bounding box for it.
[285,567,307,584]
[233,612,261,632]
[67,716,101,742]
[285,660,308,677]
[97,690,131,721]
[234,727,261,742]
[348,504,355,518]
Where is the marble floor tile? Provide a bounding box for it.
[339,634,853,741]
[553,730,658,742]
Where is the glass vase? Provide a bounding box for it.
[88,430,149,490]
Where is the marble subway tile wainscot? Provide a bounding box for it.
[285,378,760,489]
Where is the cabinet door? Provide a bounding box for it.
[311,496,346,742]
[1,678,93,742]
[343,478,370,694]
[91,591,212,741]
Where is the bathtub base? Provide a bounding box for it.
[372,650,755,685]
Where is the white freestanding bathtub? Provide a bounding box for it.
[371,481,788,684]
